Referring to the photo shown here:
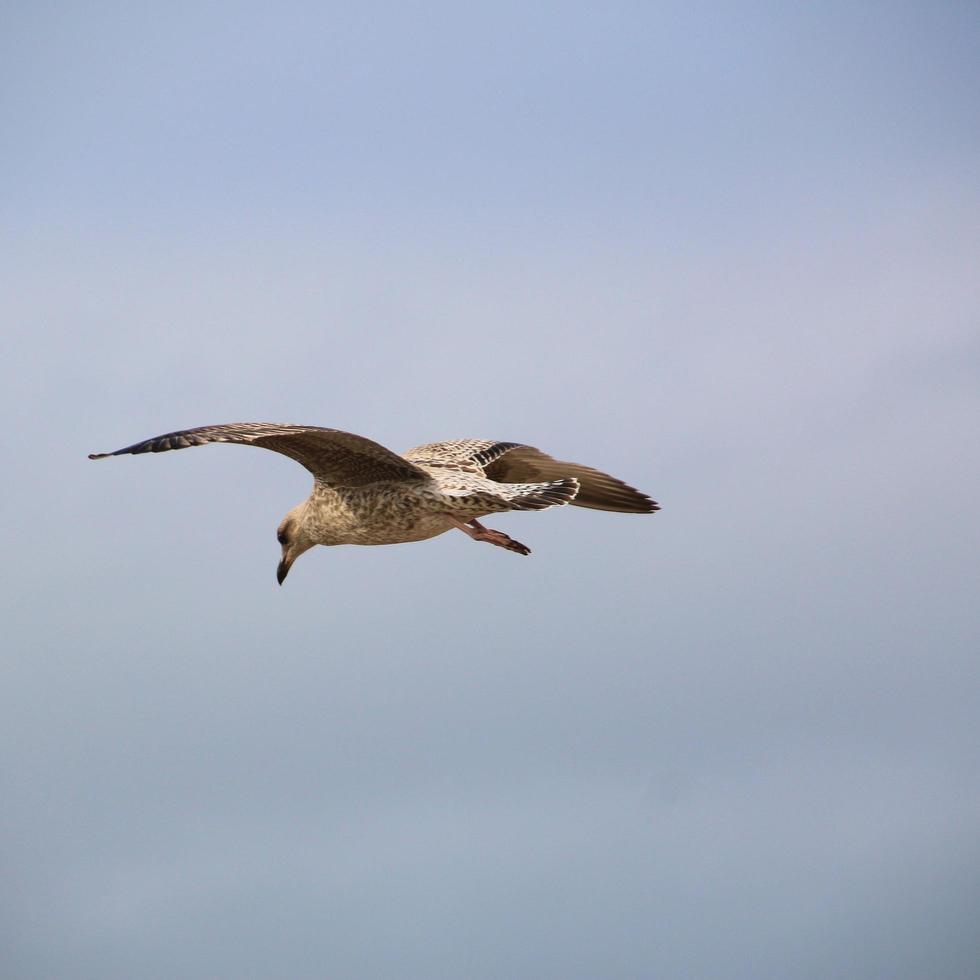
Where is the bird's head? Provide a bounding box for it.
[276,505,315,585]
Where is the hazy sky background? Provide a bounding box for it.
[2,3,978,977]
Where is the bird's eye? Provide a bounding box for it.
[277,530,288,545]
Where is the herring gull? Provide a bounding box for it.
[89,423,658,583]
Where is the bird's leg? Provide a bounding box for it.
[447,516,531,556]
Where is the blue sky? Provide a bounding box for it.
[2,3,979,978]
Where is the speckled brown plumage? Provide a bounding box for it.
[89,423,659,582]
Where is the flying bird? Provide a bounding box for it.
[89,423,658,583]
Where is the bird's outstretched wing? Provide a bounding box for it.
[404,440,658,513]
[90,423,430,487]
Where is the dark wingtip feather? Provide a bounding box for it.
[570,485,660,514]
[88,452,110,460]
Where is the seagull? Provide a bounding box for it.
[89,423,658,583]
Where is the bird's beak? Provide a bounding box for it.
[277,557,292,586]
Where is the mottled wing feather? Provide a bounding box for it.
[485,446,657,513]
[404,440,658,514]
[403,440,521,469]
[485,477,581,511]
[89,423,429,487]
